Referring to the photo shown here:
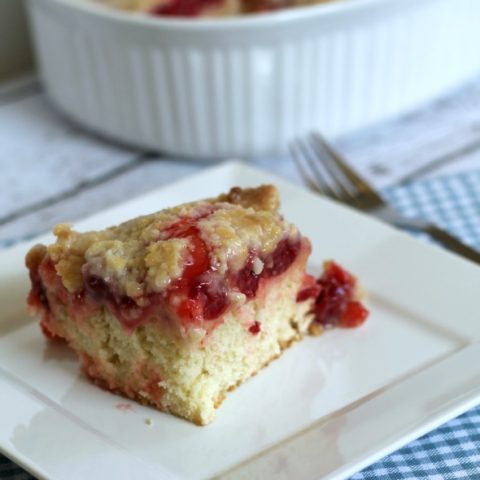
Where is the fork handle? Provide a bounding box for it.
[385,214,480,264]
[424,225,480,264]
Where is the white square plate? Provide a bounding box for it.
[1,162,479,480]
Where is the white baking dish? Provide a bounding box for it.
[26,0,480,158]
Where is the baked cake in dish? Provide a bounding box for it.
[26,185,367,425]
[95,0,336,17]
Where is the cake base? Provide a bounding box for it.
[41,256,313,425]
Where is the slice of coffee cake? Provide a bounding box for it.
[26,185,367,425]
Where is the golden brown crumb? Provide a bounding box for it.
[308,322,324,336]
[217,185,280,213]
[25,244,47,271]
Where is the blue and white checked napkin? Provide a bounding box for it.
[352,406,480,479]
[1,169,479,480]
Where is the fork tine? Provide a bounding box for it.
[290,139,340,200]
[311,131,382,202]
[290,140,320,193]
[307,133,358,203]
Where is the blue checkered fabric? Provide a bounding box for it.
[351,407,480,479]
[384,171,480,250]
[1,171,479,479]
[0,455,32,480]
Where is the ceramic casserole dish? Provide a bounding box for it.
[27,0,480,157]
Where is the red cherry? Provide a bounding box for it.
[313,261,368,328]
[190,277,229,320]
[177,298,203,323]
[263,239,300,278]
[150,0,221,16]
[248,321,261,335]
[296,274,321,302]
[236,253,260,299]
[339,301,369,328]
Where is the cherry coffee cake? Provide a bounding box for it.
[26,185,368,425]
[96,0,336,17]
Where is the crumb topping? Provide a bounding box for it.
[216,185,280,212]
[144,239,188,290]
[37,185,298,298]
[199,205,296,273]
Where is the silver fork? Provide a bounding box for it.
[290,132,480,265]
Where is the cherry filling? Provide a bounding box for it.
[27,257,72,341]
[165,216,301,325]
[236,253,261,299]
[191,276,229,320]
[296,273,320,302]
[263,238,300,277]
[149,0,222,17]
[84,275,110,302]
[313,261,368,328]
[28,267,50,311]
[84,274,145,327]
[237,240,301,299]
[242,0,290,13]
[176,274,229,322]
[164,217,228,323]
[28,211,304,334]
